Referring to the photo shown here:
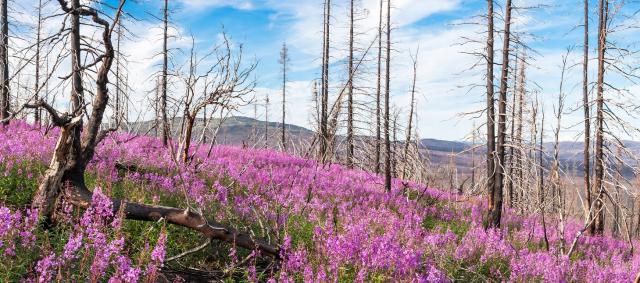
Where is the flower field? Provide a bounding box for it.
[0,120,638,282]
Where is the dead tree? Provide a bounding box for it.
[375,0,383,174]
[594,0,609,234]
[25,0,278,259]
[383,0,392,191]
[114,19,124,127]
[33,0,44,125]
[279,42,289,151]
[160,0,170,146]
[320,0,331,161]
[0,0,8,124]
[515,50,526,211]
[553,49,570,253]
[177,35,255,163]
[485,0,497,227]
[489,0,512,228]
[265,94,270,148]
[402,48,418,180]
[507,50,519,207]
[538,101,550,250]
[346,0,355,167]
[583,0,594,235]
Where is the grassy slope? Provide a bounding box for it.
[0,121,638,282]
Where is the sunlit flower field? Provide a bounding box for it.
[0,121,638,282]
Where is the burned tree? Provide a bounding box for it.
[582,0,594,235]
[279,41,289,151]
[160,0,170,146]
[0,0,8,123]
[319,0,331,161]
[384,0,392,191]
[346,0,355,167]
[593,0,608,234]
[402,48,419,180]
[177,35,255,163]
[25,0,278,258]
[375,0,384,174]
[484,0,497,227]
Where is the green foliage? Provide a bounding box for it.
[422,215,470,239]
[286,213,315,251]
[0,162,42,207]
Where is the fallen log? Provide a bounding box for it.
[64,186,280,258]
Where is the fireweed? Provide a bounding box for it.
[1,187,165,282]
[0,120,638,282]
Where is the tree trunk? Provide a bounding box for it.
[320,0,331,162]
[507,51,518,208]
[489,0,512,228]
[115,21,122,127]
[384,0,392,191]
[346,0,355,167]
[515,52,525,211]
[583,0,594,235]
[485,0,497,228]
[182,115,195,163]
[594,0,609,235]
[34,0,43,125]
[0,0,9,123]
[280,42,288,151]
[403,50,418,180]
[375,0,383,174]
[161,0,169,146]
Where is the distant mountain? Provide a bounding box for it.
[125,116,314,146]
[419,138,470,153]
[123,116,640,177]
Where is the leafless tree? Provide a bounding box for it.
[160,0,170,146]
[0,0,8,123]
[320,0,331,161]
[346,0,355,167]
[176,35,255,163]
[582,0,594,235]
[402,47,419,180]
[22,0,277,258]
[383,0,392,192]
[485,0,497,227]
[279,41,289,151]
[375,0,384,174]
[488,0,513,228]
[593,0,609,234]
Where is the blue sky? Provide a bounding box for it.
[114,0,640,142]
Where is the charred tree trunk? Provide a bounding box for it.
[182,114,195,163]
[375,0,383,174]
[0,0,8,123]
[384,0,392,191]
[280,42,288,151]
[34,0,43,125]
[594,0,609,235]
[402,49,418,180]
[515,52,525,211]
[161,0,169,146]
[115,20,122,127]
[507,51,518,208]
[485,0,497,228]
[489,0,511,228]
[583,0,594,235]
[346,0,355,167]
[320,0,331,161]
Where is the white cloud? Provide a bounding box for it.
[179,0,255,11]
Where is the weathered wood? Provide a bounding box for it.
[63,186,280,258]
